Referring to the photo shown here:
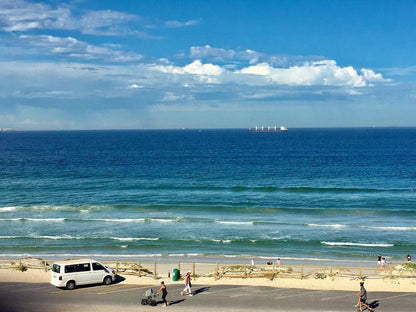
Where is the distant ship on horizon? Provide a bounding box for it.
[248,125,288,132]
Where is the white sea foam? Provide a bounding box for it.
[25,218,66,222]
[367,226,416,231]
[321,241,394,247]
[149,218,175,223]
[0,217,66,222]
[111,237,159,241]
[216,221,254,225]
[28,235,76,240]
[0,206,18,212]
[168,253,185,257]
[308,223,347,228]
[91,218,145,223]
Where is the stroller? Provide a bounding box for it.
[141,288,158,306]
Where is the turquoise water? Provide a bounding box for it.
[0,128,415,264]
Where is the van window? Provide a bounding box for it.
[64,263,91,273]
[52,264,61,273]
[92,262,105,271]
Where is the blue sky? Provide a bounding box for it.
[1,0,416,130]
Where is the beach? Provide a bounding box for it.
[1,257,415,293]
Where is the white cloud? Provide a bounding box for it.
[19,35,142,62]
[0,0,74,32]
[128,83,141,89]
[0,0,155,38]
[238,60,369,87]
[151,59,388,88]
[164,19,200,28]
[151,60,224,83]
[162,92,187,102]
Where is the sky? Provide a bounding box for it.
[1,0,416,130]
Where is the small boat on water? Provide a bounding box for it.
[248,125,288,132]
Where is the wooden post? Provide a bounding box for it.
[192,262,196,278]
[244,264,247,278]
[43,259,47,272]
[300,265,304,279]
[116,261,119,274]
[215,262,219,280]
[153,261,157,279]
[138,260,141,277]
[389,266,392,279]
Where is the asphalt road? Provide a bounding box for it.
[0,281,415,312]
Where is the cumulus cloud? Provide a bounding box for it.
[151,59,388,88]
[238,60,368,87]
[19,35,142,62]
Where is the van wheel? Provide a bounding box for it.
[66,280,75,290]
[103,276,112,285]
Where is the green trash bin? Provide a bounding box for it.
[172,268,180,281]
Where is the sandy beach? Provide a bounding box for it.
[1,258,415,293]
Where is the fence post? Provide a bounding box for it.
[138,260,141,277]
[153,261,157,279]
[300,265,304,279]
[192,262,196,278]
[389,266,392,279]
[116,261,119,274]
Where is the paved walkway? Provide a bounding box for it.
[1,282,415,311]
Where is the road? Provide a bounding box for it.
[0,282,415,311]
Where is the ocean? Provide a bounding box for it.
[0,128,415,265]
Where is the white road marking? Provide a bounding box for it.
[273,289,327,299]
[321,293,355,301]
[98,285,150,295]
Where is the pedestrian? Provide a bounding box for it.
[251,258,255,266]
[157,281,168,307]
[276,258,281,266]
[377,254,381,268]
[181,272,192,296]
[381,257,386,268]
[355,281,373,312]
[407,254,412,262]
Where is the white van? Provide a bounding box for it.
[50,259,116,290]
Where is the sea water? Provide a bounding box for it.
[0,128,415,265]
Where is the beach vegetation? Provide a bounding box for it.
[314,273,327,279]
[18,263,28,272]
[402,263,416,270]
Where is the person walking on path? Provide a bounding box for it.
[181,272,193,296]
[157,281,169,307]
[355,281,373,312]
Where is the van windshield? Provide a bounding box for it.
[52,264,60,273]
